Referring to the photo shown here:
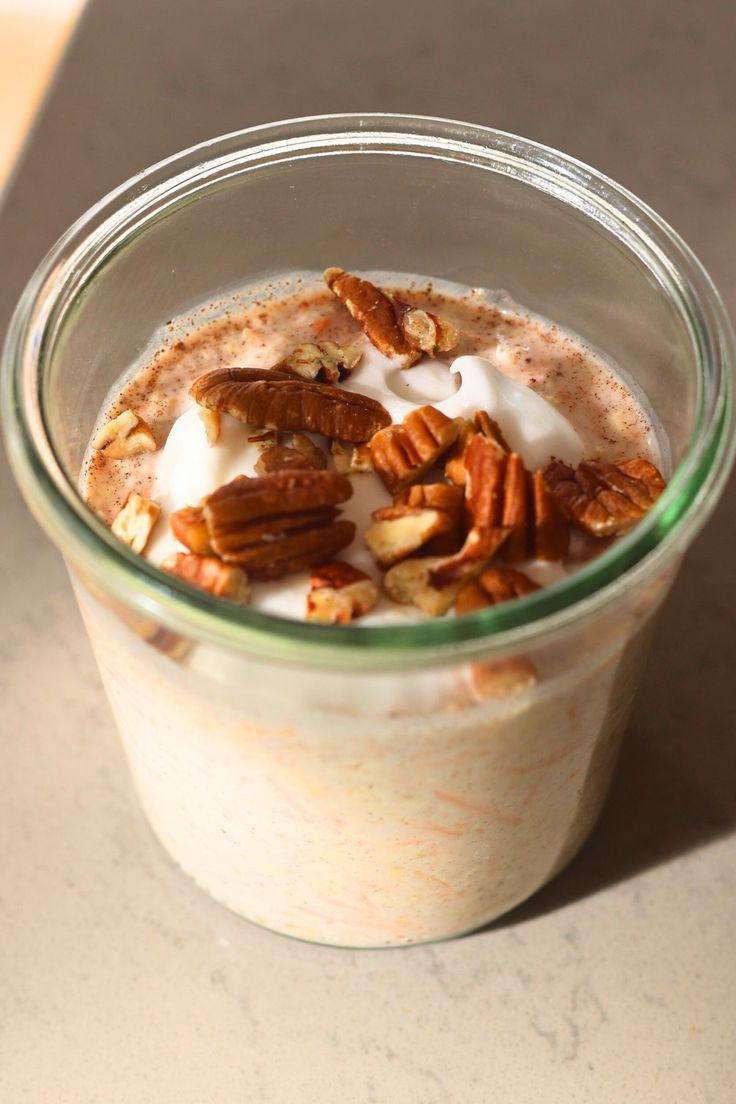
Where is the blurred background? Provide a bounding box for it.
[0,0,84,187]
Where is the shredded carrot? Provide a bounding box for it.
[433,790,523,827]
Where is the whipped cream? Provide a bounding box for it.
[146,350,580,622]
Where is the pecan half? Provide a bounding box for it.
[306,561,379,624]
[324,267,420,364]
[162,552,251,604]
[91,409,157,459]
[369,405,460,492]
[111,493,160,554]
[383,556,462,617]
[191,367,390,443]
[544,457,666,537]
[282,341,362,383]
[202,470,355,579]
[324,268,460,363]
[254,445,318,475]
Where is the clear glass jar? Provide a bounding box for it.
[3,115,734,947]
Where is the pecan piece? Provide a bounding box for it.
[500,453,530,562]
[324,267,420,364]
[170,506,213,554]
[306,562,379,624]
[369,405,460,492]
[198,407,221,446]
[430,436,510,585]
[392,299,459,356]
[331,441,374,474]
[202,470,355,579]
[365,507,455,568]
[445,435,569,565]
[531,470,569,561]
[111,493,160,554]
[282,341,362,383]
[479,566,540,605]
[470,657,537,700]
[383,556,461,617]
[91,409,157,459]
[191,367,390,443]
[365,483,464,568]
[544,457,666,537]
[254,445,318,475]
[445,410,508,486]
[162,552,251,604]
[291,434,328,469]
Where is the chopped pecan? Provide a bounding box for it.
[446,436,570,566]
[291,434,328,469]
[454,579,490,616]
[198,407,221,446]
[110,493,160,554]
[530,470,569,560]
[306,562,378,624]
[394,482,464,515]
[248,429,279,447]
[282,341,362,383]
[365,482,464,568]
[430,436,510,585]
[392,299,459,356]
[170,506,213,554]
[445,411,508,486]
[478,567,540,605]
[474,410,511,450]
[324,267,420,364]
[365,507,455,568]
[500,453,530,562]
[428,527,509,587]
[162,552,251,604]
[331,441,374,474]
[191,367,390,443]
[470,657,537,700]
[369,405,460,492]
[544,457,666,537]
[91,409,157,459]
[254,445,318,475]
[201,470,355,579]
[383,556,461,617]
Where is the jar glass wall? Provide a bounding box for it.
[3,115,734,945]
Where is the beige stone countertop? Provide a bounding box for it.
[1,1,735,1100]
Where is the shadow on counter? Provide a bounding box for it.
[486,474,736,930]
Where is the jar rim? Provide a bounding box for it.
[3,113,735,669]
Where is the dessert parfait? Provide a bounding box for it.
[79,266,668,945]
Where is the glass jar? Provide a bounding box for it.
[3,115,734,947]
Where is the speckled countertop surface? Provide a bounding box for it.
[1,1,735,1100]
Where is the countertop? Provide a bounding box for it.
[1,1,735,1100]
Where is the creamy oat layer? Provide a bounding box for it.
[83,269,665,626]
